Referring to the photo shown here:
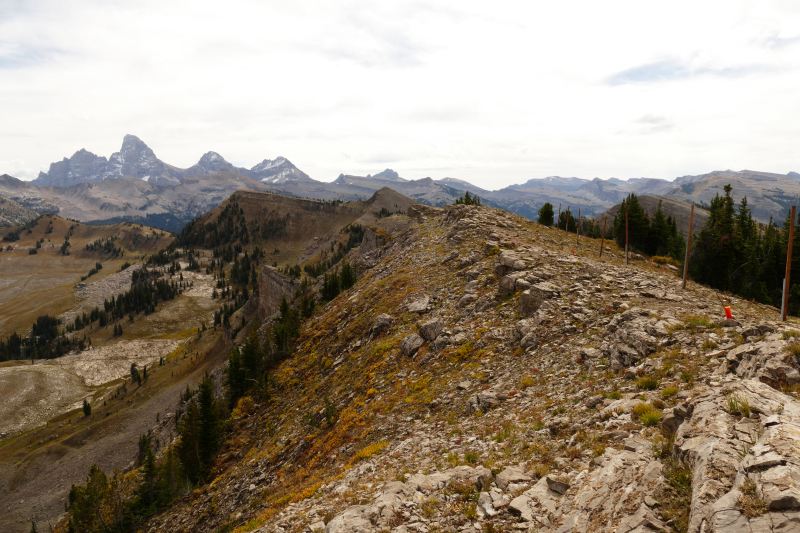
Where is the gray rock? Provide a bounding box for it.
[520,332,538,349]
[370,313,395,335]
[496,466,532,490]
[430,335,451,352]
[407,295,430,313]
[441,250,459,264]
[474,295,495,313]
[400,334,425,357]
[467,392,500,414]
[545,476,570,495]
[519,282,560,317]
[499,250,521,268]
[477,492,498,517]
[457,293,478,309]
[584,395,604,408]
[418,318,444,342]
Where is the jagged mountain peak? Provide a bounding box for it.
[195,151,235,174]
[120,133,148,149]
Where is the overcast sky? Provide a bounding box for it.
[2,0,800,189]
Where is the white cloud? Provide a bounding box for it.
[1,0,800,189]
[0,159,40,180]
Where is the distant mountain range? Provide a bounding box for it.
[2,134,800,231]
[34,134,309,187]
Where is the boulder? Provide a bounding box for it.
[400,334,425,357]
[496,466,532,490]
[370,313,395,335]
[457,293,478,309]
[467,392,500,414]
[407,295,430,313]
[519,282,559,317]
[545,476,570,495]
[520,332,538,349]
[418,318,444,342]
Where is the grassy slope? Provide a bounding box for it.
[0,215,173,337]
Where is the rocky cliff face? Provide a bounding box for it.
[136,203,800,533]
[257,266,300,320]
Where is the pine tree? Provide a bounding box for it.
[340,261,356,289]
[176,399,201,484]
[537,202,554,227]
[131,363,141,386]
[82,398,91,417]
[226,346,246,408]
[557,210,577,233]
[197,372,222,480]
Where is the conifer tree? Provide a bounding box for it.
[557,210,577,233]
[537,202,554,227]
[177,372,222,484]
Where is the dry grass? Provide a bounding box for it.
[736,479,769,518]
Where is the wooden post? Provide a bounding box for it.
[565,206,570,236]
[783,205,796,321]
[599,216,607,258]
[625,210,629,265]
[576,208,581,244]
[557,203,561,229]
[682,205,695,290]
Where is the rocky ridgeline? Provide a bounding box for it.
[144,204,800,533]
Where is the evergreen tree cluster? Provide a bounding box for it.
[556,210,578,233]
[453,191,482,206]
[103,279,180,319]
[229,252,258,285]
[146,247,181,267]
[612,194,686,260]
[689,184,790,308]
[321,261,357,301]
[84,237,123,258]
[0,314,77,361]
[176,202,287,249]
[80,262,103,282]
[303,224,365,277]
[227,292,314,409]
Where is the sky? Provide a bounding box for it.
[2,0,800,189]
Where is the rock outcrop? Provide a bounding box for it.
[257,266,299,320]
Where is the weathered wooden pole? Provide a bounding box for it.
[576,208,581,244]
[682,204,695,290]
[783,205,796,321]
[625,210,629,266]
[599,216,607,258]
[557,203,561,229]
[565,206,570,236]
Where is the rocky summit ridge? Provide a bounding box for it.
[139,204,800,533]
